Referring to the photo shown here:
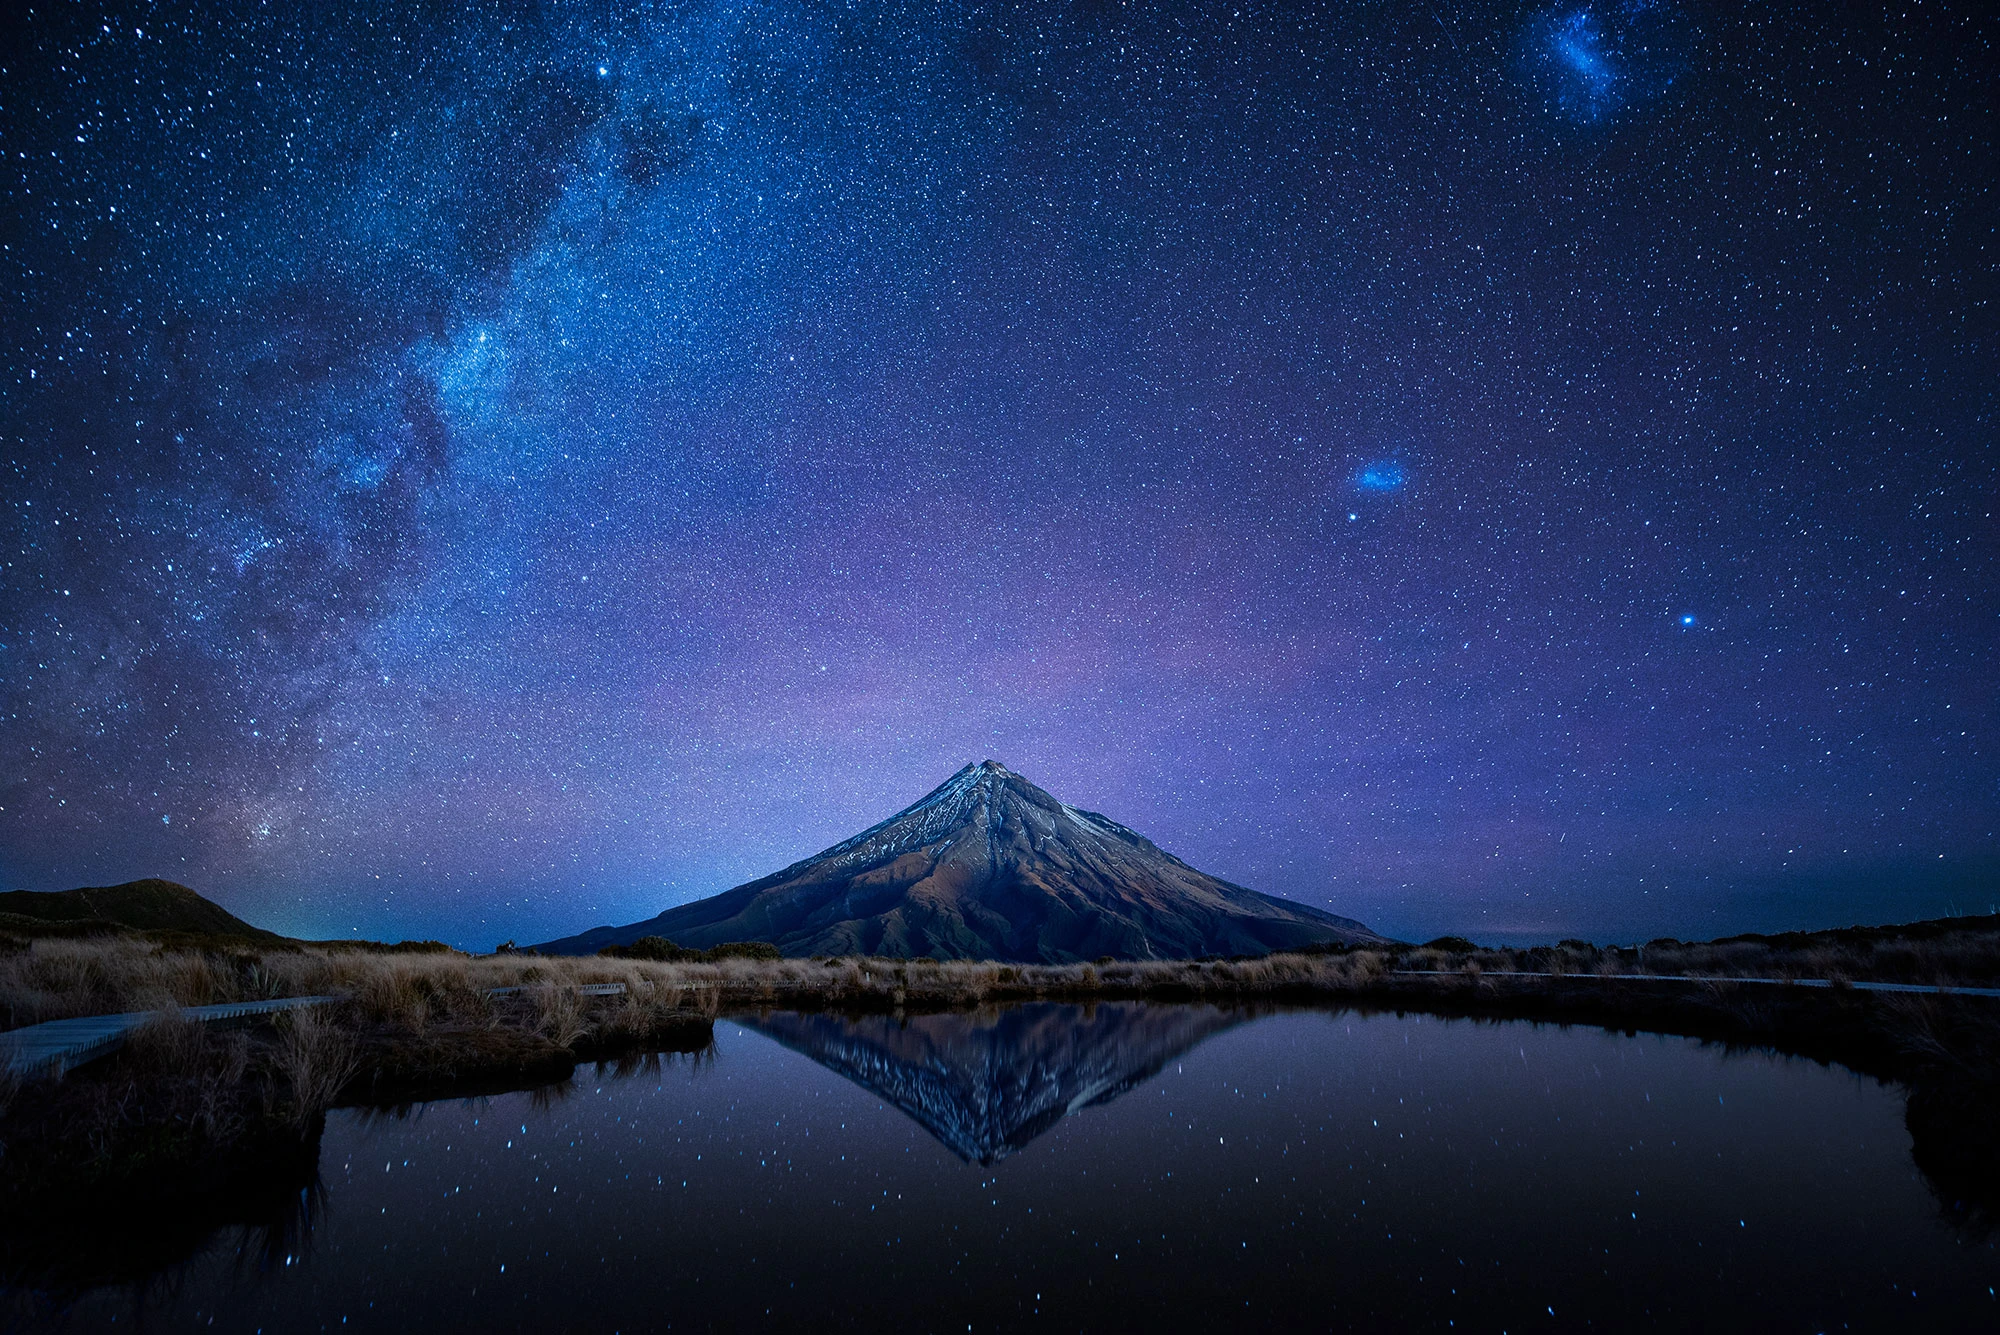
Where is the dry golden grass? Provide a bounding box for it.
[0,939,1416,1031]
[5,918,1997,1048]
[271,1008,360,1129]
[0,939,719,1032]
[0,939,731,1189]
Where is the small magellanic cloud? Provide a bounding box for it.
[1356,461,1407,492]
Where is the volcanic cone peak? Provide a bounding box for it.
[533,760,1388,962]
[813,759,1153,875]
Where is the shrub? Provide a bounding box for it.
[706,941,782,962]
[601,936,701,962]
[599,936,779,964]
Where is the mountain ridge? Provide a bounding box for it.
[533,760,1389,961]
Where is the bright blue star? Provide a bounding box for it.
[1680,613,1697,627]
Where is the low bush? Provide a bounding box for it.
[600,936,703,962]
[707,941,783,962]
[599,937,782,963]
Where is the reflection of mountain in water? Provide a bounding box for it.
[740,1003,1243,1164]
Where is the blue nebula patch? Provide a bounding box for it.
[1552,11,1617,114]
[1356,461,1407,492]
[1522,3,1689,125]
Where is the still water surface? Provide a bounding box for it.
[38,1005,2000,1331]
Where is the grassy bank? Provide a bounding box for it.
[8,921,2000,1059]
[9,909,1995,1034]
[0,941,717,1233]
[6,927,1998,1106]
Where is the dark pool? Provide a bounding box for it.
[18,1004,2000,1331]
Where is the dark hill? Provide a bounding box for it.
[0,878,282,942]
[533,760,1389,962]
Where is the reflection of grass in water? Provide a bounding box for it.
[0,1031,724,1311]
[590,1041,717,1083]
[0,941,721,1292]
[0,1118,322,1319]
[349,1045,715,1134]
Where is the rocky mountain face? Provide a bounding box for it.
[534,760,1388,961]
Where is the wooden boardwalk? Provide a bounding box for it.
[484,982,627,997]
[0,995,341,1079]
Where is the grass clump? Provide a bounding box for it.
[272,1008,361,1130]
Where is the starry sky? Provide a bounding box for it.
[2,0,1993,949]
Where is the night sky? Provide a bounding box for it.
[2,1,1992,949]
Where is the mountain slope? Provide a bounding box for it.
[534,760,1388,961]
[0,878,283,941]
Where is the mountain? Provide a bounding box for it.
[533,760,1389,961]
[0,878,283,942]
[739,1002,1244,1163]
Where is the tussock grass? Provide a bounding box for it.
[0,942,724,1131]
[2,1009,265,1187]
[6,919,1997,1044]
[272,1009,360,1129]
[0,939,724,1218]
[0,938,721,1032]
[9,908,1989,1026]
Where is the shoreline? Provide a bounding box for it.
[7,931,2000,1099]
[4,931,1999,1268]
[2,961,1998,1297]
